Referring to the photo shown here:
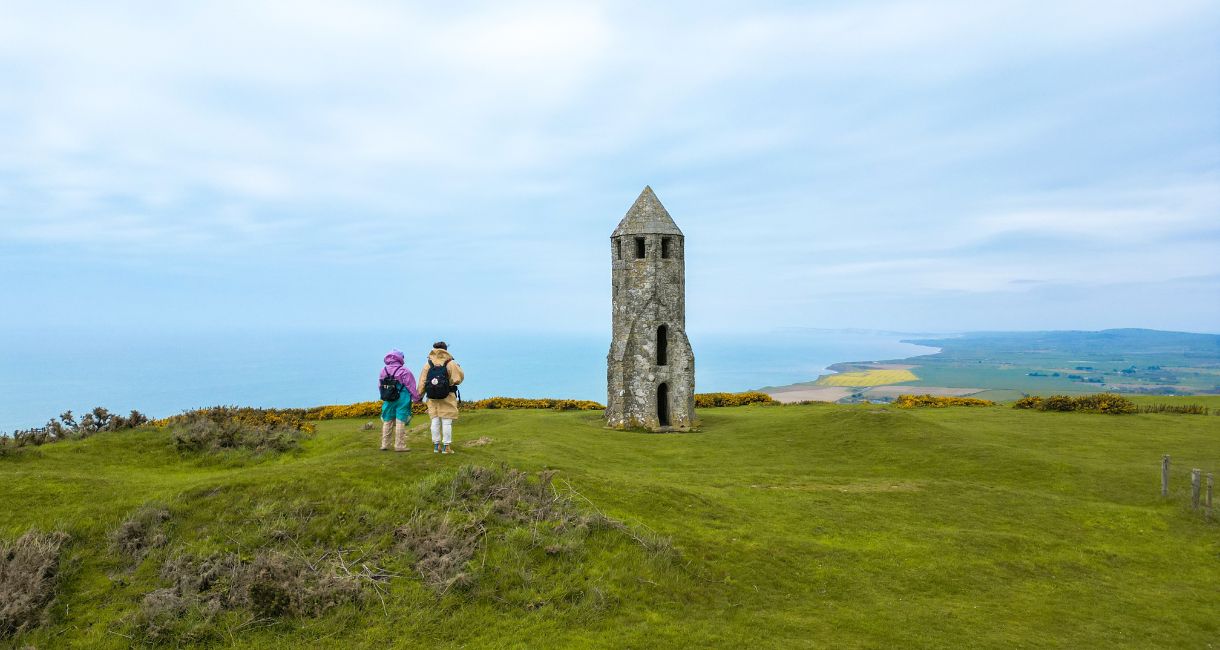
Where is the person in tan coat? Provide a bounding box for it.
[417,341,464,454]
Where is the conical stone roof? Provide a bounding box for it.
[612,186,683,237]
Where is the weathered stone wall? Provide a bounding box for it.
[607,218,697,432]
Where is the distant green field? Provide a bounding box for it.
[815,368,919,386]
[3,401,1219,648]
[882,329,1220,395]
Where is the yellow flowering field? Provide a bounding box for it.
[815,368,919,386]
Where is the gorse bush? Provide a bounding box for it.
[1013,393,1137,414]
[694,392,777,408]
[894,394,995,408]
[306,401,387,419]
[1073,394,1139,414]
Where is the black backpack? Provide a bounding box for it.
[379,370,401,401]
[425,360,452,399]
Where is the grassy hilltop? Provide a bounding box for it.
[3,399,1219,648]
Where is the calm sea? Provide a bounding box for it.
[0,327,937,433]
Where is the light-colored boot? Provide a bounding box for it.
[380,421,393,450]
[394,421,409,452]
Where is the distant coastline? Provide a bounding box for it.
[0,328,941,432]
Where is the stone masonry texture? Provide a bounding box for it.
[606,186,697,432]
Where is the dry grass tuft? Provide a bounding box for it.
[110,503,171,563]
[137,549,371,644]
[394,514,483,593]
[0,529,71,639]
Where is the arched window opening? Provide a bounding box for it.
[657,324,668,366]
[657,383,670,427]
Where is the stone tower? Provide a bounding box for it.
[606,186,696,432]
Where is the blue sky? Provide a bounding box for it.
[1,0,1217,336]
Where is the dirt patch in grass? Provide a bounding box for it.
[464,436,493,447]
[0,529,71,639]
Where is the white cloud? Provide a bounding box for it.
[0,0,1216,332]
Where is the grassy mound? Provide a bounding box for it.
[1,398,1218,647]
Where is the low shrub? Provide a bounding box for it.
[694,392,777,408]
[1012,393,1137,414]
[162,407,313,454]
[0,529,71,639]
[1138,403,1210,415]
[1041,395,1078,412]
[6,407,150,450]
[894,394,995,408]
[465,397,605,411]
[307,398,605,419]
[546,399,606,411]
[157,406,314,433]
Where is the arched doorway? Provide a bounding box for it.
[657,382,670,427]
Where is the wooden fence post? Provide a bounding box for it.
[1207,473,1214,517]
[1161,455,1170,497]
[1190,469,1201,510]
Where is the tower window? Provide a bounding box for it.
[657,324,668,366]
[616,238,622,260]
[634,237,646,259]
[661,237,672,259]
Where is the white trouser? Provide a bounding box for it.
[430,417,453,444]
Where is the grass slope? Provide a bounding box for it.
[3,401,1219,648]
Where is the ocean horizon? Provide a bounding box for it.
[0,327,938,433]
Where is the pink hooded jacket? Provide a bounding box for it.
[380,349,422,402]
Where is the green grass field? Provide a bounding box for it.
[814,368,919,387]
[3,400,1219,648]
